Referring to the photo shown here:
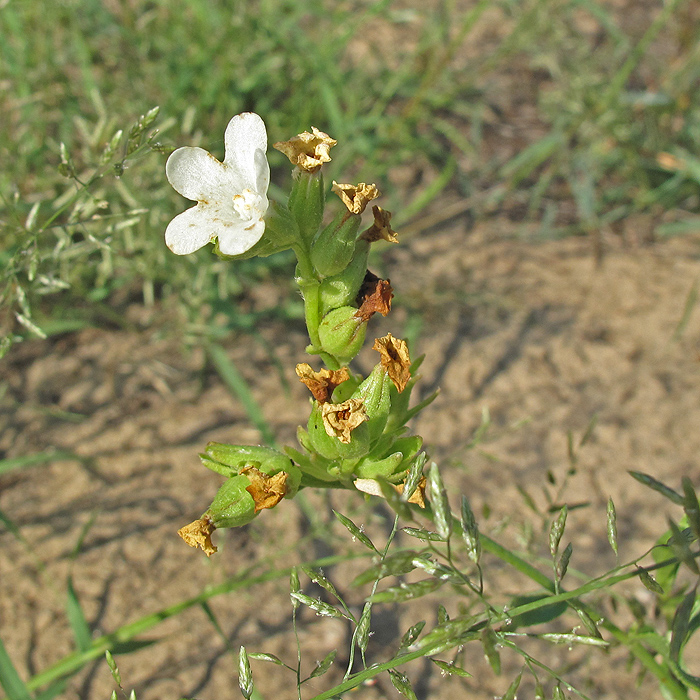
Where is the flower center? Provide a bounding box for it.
[232,189,262,221]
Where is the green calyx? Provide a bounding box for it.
[317,306,367,366]
[318,239,370,316]
[310,209,361,278]
[288,169,325,244]
[200,443,301,497]
[205,475,257,529]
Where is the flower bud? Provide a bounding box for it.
[288,169,325,244]
[318,239,370,315]
[352,364,392,443]
[205,475,257,529]
[310,210,361,278]
[317,306,367,366]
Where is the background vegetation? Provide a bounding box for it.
[1,0,700,699]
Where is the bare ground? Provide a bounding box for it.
[2,223,700,699]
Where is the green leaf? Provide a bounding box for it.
[682,477,700,542]
[66,577,92,653]
[481,628,501,675]
[0,635,32,700]
[670,586,697,664]
[668,518,700,575]
[507,595,568,629]
[502,670,522,700]
[629,471,683,505]
[333,511,378,553]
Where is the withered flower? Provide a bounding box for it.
[296,363,350,404]
[331,182,380,214]
[354,476,427,508]
[398,476,427,508]
[273,127,337,172]
[355,274,393,322]
[321,398,368,444]
[241,466,288,513]
[178,516,217,557]
[360,206,399,243]
[373,333,411,393]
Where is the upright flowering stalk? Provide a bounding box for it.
[165,113,435,555]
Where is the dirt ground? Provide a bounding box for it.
[2,220,700,700]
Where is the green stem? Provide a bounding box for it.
[293,244,323,351]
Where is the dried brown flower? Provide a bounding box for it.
[331,181,380,214]
[295,363,350,404]
[321,398,368,444]
[373,333,411,393]
[241,466,288,513]
[273,127,337,172]
[355,274,393,322]
[178,516,217,556]
[360,206,399,243]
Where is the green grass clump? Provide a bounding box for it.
[2,0,700,352]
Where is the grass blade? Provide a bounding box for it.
[0,635,32,700]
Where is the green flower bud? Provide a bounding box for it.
[352,365,392,443]
[318,306,367,366]
[310,210,361,278]
[205,475,257,529]
[288,169,325,244]
[307,400,371,462]
[319,239,370,315]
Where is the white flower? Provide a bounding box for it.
[165,112,270,256]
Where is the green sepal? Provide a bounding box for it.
[331,373,363,403]
[317,306,367,366]
[285,445,339,484]
[204,475,256,529]
[354,451,404,479]
[310,210,361,278]
[202,442,302,497]
[307,402,371,461]
[352,365,392,443]
[319,239,370,315]
[288,169,324,244]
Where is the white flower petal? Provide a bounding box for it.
[217,217,266,256]
[223,113,268,191]
[166,147,234,202]
[254,148,270,197]
[164,205,217,255]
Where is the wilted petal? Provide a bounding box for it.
[166,147,232,202]
[224,112,268,191]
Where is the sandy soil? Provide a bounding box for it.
[2,221,700,700]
